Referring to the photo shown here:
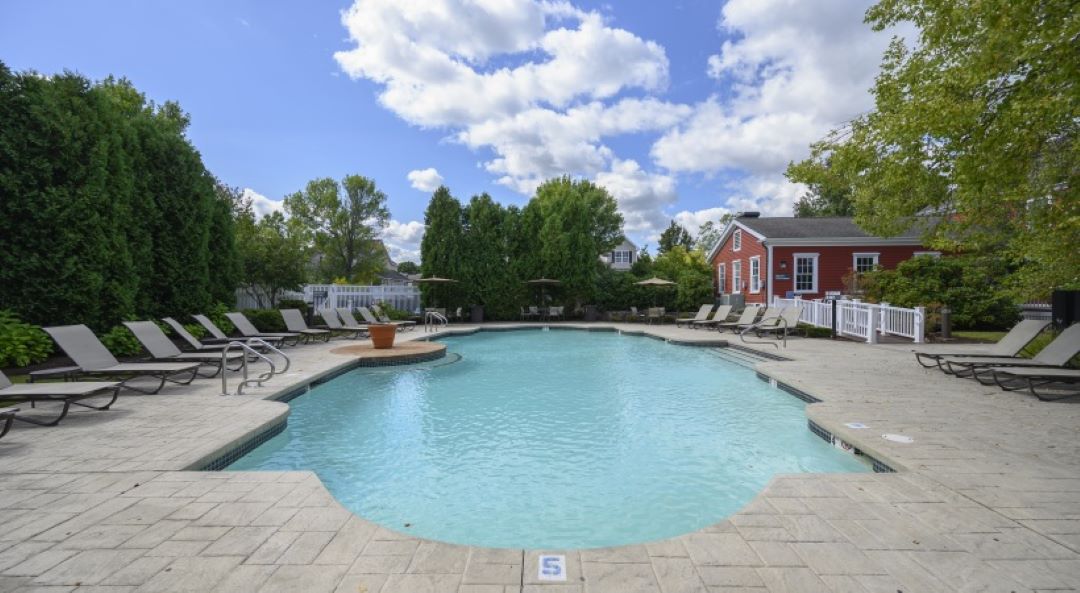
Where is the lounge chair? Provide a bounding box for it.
[0,370,120,427]
[716,305,762,333]
[0,407,16,439]
[123,321,245,377]
[371,305,416,331]
[280,309,332,343]
[358,306,407,332]
[165,317,281,352]
[980,366,1080,401]
[223,312,301,346]
[750,306,804,338]
[628,306,645,322]
[677,305,714,328]
[646,307,665,325]
[942,323,1080,377]
[914,319,1050,369]
[42,325,198,394]
[336,308,374,333]
[317,309,367,339]
[692,305,733,329]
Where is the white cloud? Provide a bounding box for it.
[595,159,677,235]
[652,0,897,214]
[382,219,425,263]
[334,0,896,235]
[334,0,684,237]
[243,188,284,219]
[673,207,730,236]
[407,168,445,192]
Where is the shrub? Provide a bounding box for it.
[0,310,53,367]
[206,302,235,334]
[100,325,144,358]
[184,323,207,339]
[375,301,411,320]
[242,308,286,332]
[859,255,1020,330]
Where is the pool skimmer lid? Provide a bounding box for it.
[882,433,914,444]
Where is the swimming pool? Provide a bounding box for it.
[230,330,867,549]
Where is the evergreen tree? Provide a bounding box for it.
[657,220,693,254]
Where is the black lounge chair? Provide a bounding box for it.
[336,308,375,334]
[692,305,733,329]
[0,369,120,426]
[0,407,16,439]
[43,325,199,394]
[358,306,408,332]
[123,321,245,377]
[676,305,714,328]
[981,366,1080,401]
[280,309,332,343]
[317,309,367,339]
[171,317,282,351]
[716,305,762,333]
[370,304,416,331]
[915,319,1050,370]
[223,312,301,346]
[943,323,1080,378]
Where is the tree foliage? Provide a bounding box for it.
[652,246,714,311]
[284,174,389,283]
[233,192,309,308]
[788,0,1078,298]
[786,156,855,217]
[860,255,1020,330]
[0,63,238,330]
[396,261,420,274]
[658,220,693,254]
[535,177,624,305]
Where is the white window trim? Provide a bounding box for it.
[914,251,941,258]
[852,252,880,273]
[793,253,819,294]
[612,250,632,264]
[749,256,761,294]
[732,260,742,294]
[732,229,742,252]
[717,263,726,294]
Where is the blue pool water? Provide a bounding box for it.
[230,330,866,549]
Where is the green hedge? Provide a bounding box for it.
[0,63,239,331]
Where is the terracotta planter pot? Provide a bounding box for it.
[369,324,397,349]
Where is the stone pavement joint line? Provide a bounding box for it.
[1,323,1078,592]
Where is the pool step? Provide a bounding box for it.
[709,346,779,368]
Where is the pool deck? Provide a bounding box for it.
[1,322,1078,592]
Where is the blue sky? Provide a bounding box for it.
[0,0,894,261]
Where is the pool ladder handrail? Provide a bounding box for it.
[220,338,291,395]
[424,311,448,332]
[738,317,788,350]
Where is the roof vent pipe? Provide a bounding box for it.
[736,211,761,218]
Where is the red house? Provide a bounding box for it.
[707,213,939,304]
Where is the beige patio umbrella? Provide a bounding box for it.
[635,276,676,306]
[414,277,458,308]
[524,278,561,305]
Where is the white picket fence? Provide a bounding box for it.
[236,284,422,313]
[772,296,926,343]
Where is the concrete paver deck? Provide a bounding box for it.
[1,323,1078,592]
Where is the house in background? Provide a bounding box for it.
[601,238,638,271]
[707,213,939,304]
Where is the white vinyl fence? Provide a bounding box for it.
[772,296,926,343]
[236,284,421,313]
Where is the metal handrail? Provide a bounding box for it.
[424,311,448,332]
[243,338,290,375]
[220,339,290,395]
[738,317,789,350]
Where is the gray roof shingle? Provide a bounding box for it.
[737,216,934,239]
